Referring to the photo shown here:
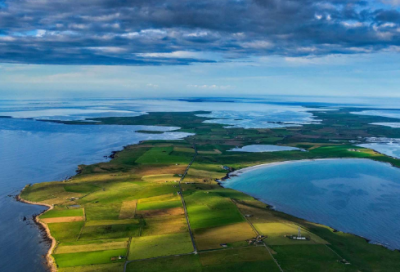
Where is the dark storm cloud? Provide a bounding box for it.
[0,0,400,65]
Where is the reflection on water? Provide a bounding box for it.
[225,159,400,250]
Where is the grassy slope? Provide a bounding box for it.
[21,109,400,272]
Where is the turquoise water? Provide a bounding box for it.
[224,159,400,250]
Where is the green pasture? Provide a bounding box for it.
[126,254,201,272]
[40,208,83,219]
[79,223,142,240]
[185,191,244,229]
[128,232,194,260]
[54,248,127,268]
[48,222,84,242]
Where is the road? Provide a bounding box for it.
[177,143,198,253]
[124,143,198,272]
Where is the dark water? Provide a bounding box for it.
[224,159,400,250]
[0,118,190,271]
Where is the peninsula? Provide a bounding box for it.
[20,108,400,272]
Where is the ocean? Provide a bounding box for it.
[0,98,316,271]
[224,159,400,250]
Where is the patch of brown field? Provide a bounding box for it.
[137,207,184,217]
[235,201,278,223]
[194,222,256,250]
[55,240,128,254]
[133,165,186,176]
[142,215,188,236]
[41,216,84,223]
[73,173,137,183]
[119,200,137,219]
[138,193,180,204]
[40,192,85,206]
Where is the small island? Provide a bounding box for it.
[20,109,400,272]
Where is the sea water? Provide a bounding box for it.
[224,159,400,250]
[0,117,191,271]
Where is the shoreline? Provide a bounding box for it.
[15,141,133,272]
[228,157,368,177]
[15,132,189,272]
[221,158,400,252]
[17,188,57,272]
[18,140,400,270]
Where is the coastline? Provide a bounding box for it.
[17,188,57,272]
[222,158,400,252]
[15,141,132,272]
[15,134,188,272]
[17,138,400,271]
[228,157,368,177]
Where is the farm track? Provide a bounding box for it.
[123,143,198,272]
[232,199,284,272]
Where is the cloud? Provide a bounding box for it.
[188,84,231,90]
[0,0,400,65]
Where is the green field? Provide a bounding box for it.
[200,247,280,272]
[40,208,84,218]
[59,263,124,272]
[48,222,85,242]
[55,238,128,254]
[79,223,142,240]
[126,254,201,272]
[20,109,400,271]
[128,232,194,260]
[271,245,355,272]
[54,248,127,267]
[185,191,244,229]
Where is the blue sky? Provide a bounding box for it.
[1,0,400,98]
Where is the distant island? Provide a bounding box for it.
[20,109,400,272]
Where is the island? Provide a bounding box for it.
[20,109,400,272]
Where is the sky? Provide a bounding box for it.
[1,0,400,98]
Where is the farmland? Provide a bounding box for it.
[20,108,400,271]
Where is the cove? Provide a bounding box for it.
[224,159,400,250]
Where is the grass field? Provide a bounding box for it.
[185,191,244,229]
[79,223,142,240]
[40,208,84,218]
[136,147,191,165]
[194,222,256,250]
[55,238,128,254]
[85,219,139,227]
[21,110,400,271]
[59,263,124,272]
[271,245,356,272]
[142,215,188,236]
[118,200,137,219]
[254,222,328,245]
[54,248,127,267]
[128,233,194,260]
[126,254,201,272]
[48,222,85,242]
[200,247,280,272]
